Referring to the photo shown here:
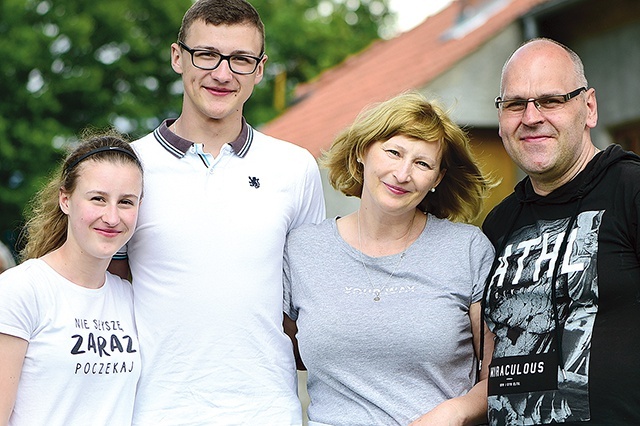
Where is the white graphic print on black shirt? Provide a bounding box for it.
[485,211,603,425]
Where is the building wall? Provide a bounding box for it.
[574,22,640,148]
[467,129,518,225]
[424,26,521,128]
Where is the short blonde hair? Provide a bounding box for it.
[321,91,496,223]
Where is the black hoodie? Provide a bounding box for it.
[482,144,640,425]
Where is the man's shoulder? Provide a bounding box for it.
[595,144,640,180]
[130,129,178,164]
[485,192,518,220]
[593,152,640,196]
[130,130,157,154]
[131,130,157,148]
[612,154,640,175]
[482,192,519,238]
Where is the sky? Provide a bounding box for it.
[388,0,454,33]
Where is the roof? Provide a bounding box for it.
[261,0,552,158]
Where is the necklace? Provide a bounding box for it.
[356,210,416,302]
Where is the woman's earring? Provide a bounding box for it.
[356,158,362,163]
[430,187,436,193]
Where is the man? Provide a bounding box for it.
[110,0,325,424]
[482,38,640,425]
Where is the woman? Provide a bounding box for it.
[0,132,143,426]
[284,92,496,425]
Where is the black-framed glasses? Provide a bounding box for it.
[495,87,587,114]
[177,41,264,75]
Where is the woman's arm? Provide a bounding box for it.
[409,301,494,425]
[0,333,28,426]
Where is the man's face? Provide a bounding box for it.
[171,20,267,124]
[497,41,597,189]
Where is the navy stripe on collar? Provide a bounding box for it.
[153,118,253,159]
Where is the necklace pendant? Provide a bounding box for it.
[373,295,380,302]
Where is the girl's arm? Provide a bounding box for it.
[0,333,28,426]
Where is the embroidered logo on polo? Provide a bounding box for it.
[248,176,260,188]
[485,210,603,424]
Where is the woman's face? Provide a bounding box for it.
[360,134,445,216]
[60,160,143,261]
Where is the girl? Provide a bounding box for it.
[0,132,143,426]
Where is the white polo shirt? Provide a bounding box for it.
[125,119,325,425]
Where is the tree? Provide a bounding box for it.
[0,0,191,253]
[249,0,391,125]
[0,0,391,255]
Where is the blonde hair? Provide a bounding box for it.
[321,91,496,222]
[20,129,142,261]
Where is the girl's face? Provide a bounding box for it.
[60,160,143,262]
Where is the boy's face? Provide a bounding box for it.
[172,20,267,124]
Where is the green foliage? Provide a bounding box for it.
[0,0,190,251]
[249,0,391,125]
[0,0,390,253]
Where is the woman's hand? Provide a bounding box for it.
[409,398,468,425]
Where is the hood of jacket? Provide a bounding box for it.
[513,144,640,205]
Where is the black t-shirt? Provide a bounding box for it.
[482,145,640,425]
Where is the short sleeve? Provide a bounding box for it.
[469,228,495,303]
[0,265,40,341]
[290,150,326,231]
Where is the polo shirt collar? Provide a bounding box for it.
[152,118,253,158]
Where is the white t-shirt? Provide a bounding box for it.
[0,259,140,426]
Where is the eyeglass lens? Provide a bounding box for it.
[192,51,259,74]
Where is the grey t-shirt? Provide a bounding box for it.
[284,215,494,426]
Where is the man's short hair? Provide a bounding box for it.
[177,0,265,54]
